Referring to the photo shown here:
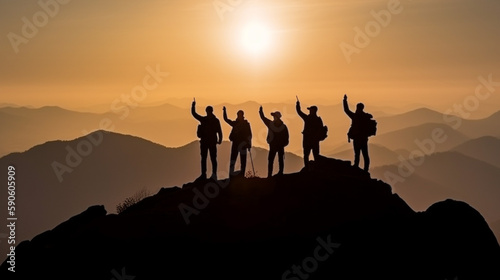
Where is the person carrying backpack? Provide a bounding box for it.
[192,99,223,180]
[223,106,252,177]
[343,94,376,172]
[296,99,326,168]
[259,106,289,177]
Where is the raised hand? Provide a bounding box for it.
[259,106,263,112]
[344,94,347,101]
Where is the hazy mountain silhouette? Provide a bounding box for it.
[329,143,401,167]
[458,110,500,139]
[1,157,499,279]
[0,102,401,158]
[325,120,471,157]
[376,107,453,134]
[371,151,500,241]
[371,123,469,153]
[2,105,499,159]
[0,106,115,156]
[0,103,33,108]
[124,103,188,122]
[452,136,500,168]
[0,130,303,257]
[375,108,500,140]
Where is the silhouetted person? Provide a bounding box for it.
[343,94,372,172]
[259,106,289,177]
[296,100,324,167]
[192,100,223,180]
[223,107,252,177]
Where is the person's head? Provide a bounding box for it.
[206,106,214,115]
[356,103,364,113]
[271,111,282,121]
[237,110,245,120]
[307,106,318,116]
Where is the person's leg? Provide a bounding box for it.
[278,147,285,175]
[312,141,320,162]
[208,143,218,178]
[361,139,370,171]
[200,142,208,178]
[353,140,361,168]
[268,146,277,177]
[240,145,247,176]
[303,139,311,167]
[229,143,238,176]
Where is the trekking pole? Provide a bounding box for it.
[249,148,256,177]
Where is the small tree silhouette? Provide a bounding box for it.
[116,187,151,214]
[245,170,259,178]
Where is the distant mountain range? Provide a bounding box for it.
[452,136,500,168]
[0,130,303,257]
[371,122,470,153]
[376,107,500,138]
[4,104,499,158]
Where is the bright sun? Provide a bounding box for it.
[240,22,272,56]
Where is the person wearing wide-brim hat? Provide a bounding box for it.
[259,106,289,177]
[296,100,324,168]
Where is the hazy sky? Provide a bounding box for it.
[1,0,500,114]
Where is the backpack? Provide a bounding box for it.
[282,125,290,147]
[318,125,328,141]
[269,123,289,147]
[365,118,377,137]
[347,114,376,140]
[229,120,251,143]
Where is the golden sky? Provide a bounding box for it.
[1,0,500,114]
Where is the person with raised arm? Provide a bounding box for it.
[223,106,252,178]
[192,98,223,180]
[296,98,324,168]
[259,106,289,177]
[343,94,375,172]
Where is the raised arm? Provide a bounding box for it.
[296,101,307,120]
[259,106,271,127]
[191,101,203,122]
[223,107,235,126]
[343,95,355,119]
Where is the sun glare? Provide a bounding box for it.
[240,21,272,56]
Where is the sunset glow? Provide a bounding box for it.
[0,0,498,113]
[240,21,273,56]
